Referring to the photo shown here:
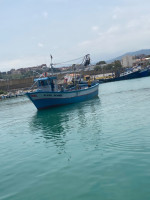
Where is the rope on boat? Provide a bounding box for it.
[28,73,44,91]
[27,54,91,91]
[53,56,85,66]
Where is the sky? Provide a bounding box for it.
[0,0,150,72]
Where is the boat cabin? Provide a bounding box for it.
[84,75,90,81]
[34,76,58,92]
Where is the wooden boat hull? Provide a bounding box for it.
[26,83,99,110]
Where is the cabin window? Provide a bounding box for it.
[38,80,49,86]
[41,81,44,86]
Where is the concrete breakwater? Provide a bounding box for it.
[0,77,34,91]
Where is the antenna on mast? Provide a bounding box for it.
[50,54,54,75]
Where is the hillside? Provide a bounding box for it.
[107,49,150,63]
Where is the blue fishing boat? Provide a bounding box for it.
[26,54,99,110]
[100,67,150,83]
[26,77,99,110]
[139,67,150,78]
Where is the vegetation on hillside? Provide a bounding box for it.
[94,60,123,74]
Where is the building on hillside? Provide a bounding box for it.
[8,69,22,75]
[132,57,150,67]
[10,69,16,74]
[121,55,134,68]
[84,65,95,71]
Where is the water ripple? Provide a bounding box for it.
[1,78,150,200]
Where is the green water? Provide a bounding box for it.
[0,77,150,200]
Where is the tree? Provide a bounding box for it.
[105,64,113,71]
[96,61,106,65]
[112,60,123,77]
[94,65,101,71]
[113,60,122,68]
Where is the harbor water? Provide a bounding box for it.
[0,77,150,200]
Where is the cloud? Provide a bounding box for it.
[112,6,122,20]
[1,0,150,70]
[76,11,150,61]
[112,14,117,20]
[107,26,120,34]
[42,11,48,19]
[92,26,99,31]
[38,43,44,48]
[78,40,91,47]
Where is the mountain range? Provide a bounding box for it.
[107,49,150,63]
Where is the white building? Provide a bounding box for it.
[121,55,134,68]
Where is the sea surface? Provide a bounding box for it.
[0,77,150,200]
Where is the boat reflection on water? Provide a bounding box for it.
[30,96,101,150]
[30,106,69,150]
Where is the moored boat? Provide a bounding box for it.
[99,67,150,83]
